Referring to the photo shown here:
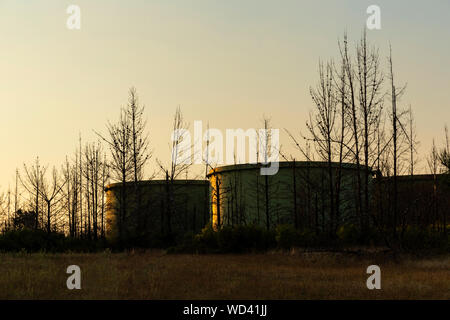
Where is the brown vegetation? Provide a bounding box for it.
[0,251,448,300]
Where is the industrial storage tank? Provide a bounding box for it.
[105,180,209,243]
[207,161,372,232]
[374,173,450,229]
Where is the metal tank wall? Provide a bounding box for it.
[105,180,209,242]
[207,161,372,232]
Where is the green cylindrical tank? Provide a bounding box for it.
[105,180,209,242]
[207,161,372,231]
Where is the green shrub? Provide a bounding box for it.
[217,225,275,253]
[194,225,219,252]
[401,226,449,252]
[296,229,321,247]
[336,224,383,246]
[275,224,298,249]
[170,225,276,253]
[337,224,360,245]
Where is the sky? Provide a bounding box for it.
[0,0,449,189]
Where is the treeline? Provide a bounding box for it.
[0,144,110,240]
[282,31,449,248]
[0,87,197,247]
[171,224,449,254]
[0,87,151,243]
[0,31,448,252]
[206,31,449,252]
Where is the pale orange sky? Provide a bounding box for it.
[0,0,449,189]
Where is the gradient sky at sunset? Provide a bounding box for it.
[0,0,449,189]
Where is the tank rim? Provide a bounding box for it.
[105,179,209,191]
[207,161,372,177]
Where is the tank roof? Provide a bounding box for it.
[207,161,372,177]
[105,179,209,191]
[377,173,450,182]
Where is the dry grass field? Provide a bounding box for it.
[0,250,448,299]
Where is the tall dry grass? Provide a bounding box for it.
[0,250,448,299]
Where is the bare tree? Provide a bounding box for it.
[14,169,19,222]
[356,31,385,229]
[439,125,450,173]
[79,134,84,237]
[259,116,276,230]
[407,105,419,176]
[333,60,353,235]
[100,154,110,238]
[20,157,44,230]
[39,167,66,233]
[339,33,363,230]
[97,106,133,241]
[62,156,77,237]
[387,44,407,241]
[127,88,151,237]
[127,87,151,182]
[306,60,337,235]
[82,142,103,240]
[438,126,449,235]
[0,191,8,231]
[427,139,440,232]
[158,106,192,180]
[157,106,192,235]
